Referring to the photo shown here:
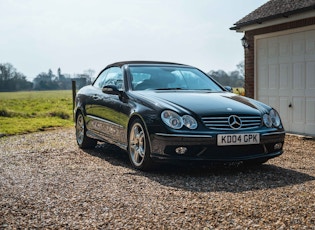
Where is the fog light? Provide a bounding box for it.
[175,147,187,154]
[274,143,282,150]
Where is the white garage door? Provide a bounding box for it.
[256,25,315,136]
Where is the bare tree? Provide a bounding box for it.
[236,61,244,78]
[83,69,95,84]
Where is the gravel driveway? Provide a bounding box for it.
[1,128,315,229]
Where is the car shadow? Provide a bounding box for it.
[84,142,131,167]
[83,142,315,193]
[140,164,315,193]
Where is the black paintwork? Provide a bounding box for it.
[75,61,285,163]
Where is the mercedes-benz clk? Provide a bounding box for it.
[75,61,285,170]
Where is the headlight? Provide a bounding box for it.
[182,115,198,129]
[270,109,281,127]
[161,110,197,130]
[263,113,272,127]
[161,110,182,129]
[263,109,281,128]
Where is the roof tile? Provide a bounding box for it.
[233,0,315,28]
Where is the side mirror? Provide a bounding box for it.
[224,86,233,93]
[102,85,121,95]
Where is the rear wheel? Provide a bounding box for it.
[128,119,153,170]
[76,112,97,149]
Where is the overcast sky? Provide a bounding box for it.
[0,0,267,80]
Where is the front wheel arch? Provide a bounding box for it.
[127,117,154,170]
[75,111,97,149]
[127,115,152,148]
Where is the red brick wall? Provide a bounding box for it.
[244,16,315,98]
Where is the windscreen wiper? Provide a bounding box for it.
[155,87,184,90]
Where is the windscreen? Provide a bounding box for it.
[129,66,224,92]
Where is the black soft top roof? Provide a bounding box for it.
[105,61,190,68]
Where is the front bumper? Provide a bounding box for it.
[149,131,285,162]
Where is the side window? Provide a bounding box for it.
[93,69,109,89]
[104,67,124,90]
[92,67,123,90]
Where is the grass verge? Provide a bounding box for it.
[0,90,74,136]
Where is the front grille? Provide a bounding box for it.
[202,115,261,130]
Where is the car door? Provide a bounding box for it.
[87,67,128,146]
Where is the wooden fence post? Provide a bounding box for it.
[72,80,76,121]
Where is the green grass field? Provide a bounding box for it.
[0,90,74,136]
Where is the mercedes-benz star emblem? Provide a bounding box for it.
[228,115,242,129]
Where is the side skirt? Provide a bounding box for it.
[86,130,128,151]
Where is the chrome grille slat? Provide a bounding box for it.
[202,115,261,130]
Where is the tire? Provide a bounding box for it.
[76,112,97,149]
[128,119,153,170]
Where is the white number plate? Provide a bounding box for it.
[217,133,260,146]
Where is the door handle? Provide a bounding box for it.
[289,103,292,108]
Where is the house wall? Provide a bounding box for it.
[244,16,315,98]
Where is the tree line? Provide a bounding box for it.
[207,61,244,87]
[0,62,244,92]
[0,63,33,91]
[0,63,94,92]
[32,68,94,91]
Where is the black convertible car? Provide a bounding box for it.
[75,61,285,170]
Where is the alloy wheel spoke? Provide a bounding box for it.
[76,116,85,143]
[138,130,144,140]
[138,146,145,158]
[130,142,136,151]
[133,126,140,138]
[134,148,140,163]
